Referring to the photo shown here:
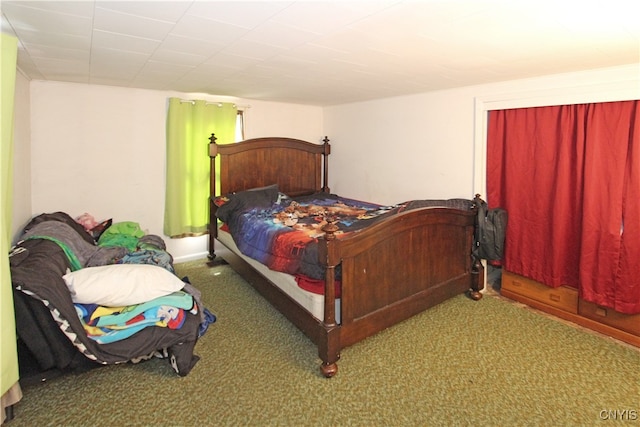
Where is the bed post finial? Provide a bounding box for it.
[209,133,218,158]
[322,136,331,193]
[323,220,339,241]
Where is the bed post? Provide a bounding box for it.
[322,136,331,193]
[208,133,219,260]
[469,194,485,300]
[469,259,484,300]
[318,220,340,378]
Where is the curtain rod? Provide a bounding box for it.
[179,98,251,109]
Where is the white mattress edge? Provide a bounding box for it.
[217,228,341,323]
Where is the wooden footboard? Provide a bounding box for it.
[317,204,483,376]
[208,134,483,377]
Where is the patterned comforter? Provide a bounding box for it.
[216,188,474,282]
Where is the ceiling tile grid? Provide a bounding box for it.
[1,0,639,106]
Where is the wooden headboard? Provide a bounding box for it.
[209,134,331,197]
[208,134,331,258]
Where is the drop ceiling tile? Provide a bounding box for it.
[2,2,92,37]
[548,0,640,38]
[93,6,175,40]
[39,73,89,84]
[21,43,89,61]
[136,59,195,77]
[95,0,191,22]
[31,56,89,77]
[159,34,226,57]
[290,42,351,63]
[309,29,384,59]
[241,21,320,49]
[216,72,272,87]
[171,14,249,43]
[3,1,95,18]
[174,64,238,84]
[263,54,320,71]
[150,49,207,67]
[178,71,235,90]
[90,48,149,78]
[198,52,261,71]
[12,27,91,50]
[219,39,288,61]
[184,1,293,29]
[267,1,376,35]
[91,29,160,54]
[242,64,293,79]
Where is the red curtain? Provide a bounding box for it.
[487,100,640,314]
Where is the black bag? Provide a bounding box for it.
[473,197,508,261]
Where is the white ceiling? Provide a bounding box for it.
[1,0,639,106]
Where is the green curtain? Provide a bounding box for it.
[164,98,236,237]
[1,34,20,401]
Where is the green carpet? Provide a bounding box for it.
[10,259,640,426]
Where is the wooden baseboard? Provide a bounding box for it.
[501,271,640,348]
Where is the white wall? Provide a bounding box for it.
[19,64,640,261]
[26,81,323,261]
[324,64,640,205]
[12,71,31,244]
[324,89,475,204]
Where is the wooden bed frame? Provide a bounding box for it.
[208,134,484,377]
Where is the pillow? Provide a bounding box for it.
[63,264,185,306]
[216,184,279,223]
[213,184,280,208]
[236,184,279,207]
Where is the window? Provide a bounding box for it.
[164,99,237,237]
[236,110,245,141]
